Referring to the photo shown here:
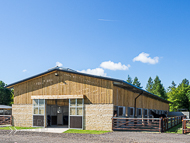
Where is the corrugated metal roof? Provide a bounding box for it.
[0,105,12,109]
[5,66,170,104]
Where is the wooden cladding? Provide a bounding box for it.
[31,95,84,99]
[14,71,113,104]
[13,70,169,110]
[113,86,169,111]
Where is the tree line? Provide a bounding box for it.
[0,81,13,106]
[127,75,190,111]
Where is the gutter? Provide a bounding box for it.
[134,91,143,117]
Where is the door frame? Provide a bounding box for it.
[69,99,84,129]
[32,99,45,128]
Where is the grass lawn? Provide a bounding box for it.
[165,123,183,134]
[0,126,42,130]
[64,129,111,134]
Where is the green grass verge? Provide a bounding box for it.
[0,126,42,130]
[165,123,183,134]
[63,129,111,134]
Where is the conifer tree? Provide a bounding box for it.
[133,77,142,88]
[126,75,133,84]
[146,77,153,93]
[152,76,167,99]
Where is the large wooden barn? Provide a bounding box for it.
[6,67,170,131]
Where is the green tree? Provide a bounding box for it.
[132,77,142,88]
[152,76,167,99]
[146,77,153,93]
[0,81,13,105]
[126,75,133,84]
[167,79,190,111]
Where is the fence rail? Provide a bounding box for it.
[182,117,190,134]
[162,116,184,132]
[112,117,161,132]
[112,116,184,132]
[0,115,12,125]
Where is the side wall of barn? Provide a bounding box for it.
[113,86,169,116]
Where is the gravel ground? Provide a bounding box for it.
[0,130,189,143]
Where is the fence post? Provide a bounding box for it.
[182,116,186,134]
[159,117,163,132]
[182,117,184,134]
[174,117,175,125]
[166,117,168,130]
[171,117,173,127]
[10,115,12,126]
[184,116,186,134]
[112,117,114,130]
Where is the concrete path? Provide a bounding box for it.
[19,127,69,133]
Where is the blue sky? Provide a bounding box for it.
[1,0,190,89]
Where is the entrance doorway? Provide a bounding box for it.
[32,97,84,129]
[46,99,69,127]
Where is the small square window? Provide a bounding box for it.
[70,99,76,106]
[33,99,38,107]
[144,109,147,116]
[77,107,82,115]
[119,107,123,116]
[130,108,134,116]
[138,109,141,116]
[34,107,38,114]
[70,107,76,115]
[39,99,45,106]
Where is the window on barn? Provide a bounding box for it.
[144,109,148,118]
[33,99,45,115]
[116,106,125,117]
[129,107,134,117]
[118,107,123,116]
[137,108,142,117]
[69,99,83,116]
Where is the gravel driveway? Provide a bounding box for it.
[0,130,189,143]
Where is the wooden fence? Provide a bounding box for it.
[112,116,184,132]
[161,116,184,132]
[182,117,190,134]
[0,115,12,125]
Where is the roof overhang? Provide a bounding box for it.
[113,81,171,104]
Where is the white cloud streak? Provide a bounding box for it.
[22,69,27,72]
[79,68,107,76]
[56,62,63,67]
[100,61,130,70]
[133,52,159,64]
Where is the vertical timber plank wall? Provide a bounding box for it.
[113,86,169,111]
[13,71,113,105]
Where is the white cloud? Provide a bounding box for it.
[100,61,130,70]
[22,69,27,72]
[79,68,107,76]
[56,62,63,67]
[133,52,159,64]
